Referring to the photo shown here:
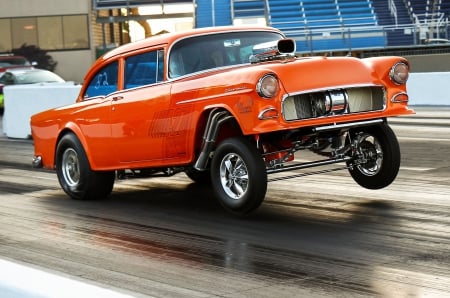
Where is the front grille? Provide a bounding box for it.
[282,86,385,121]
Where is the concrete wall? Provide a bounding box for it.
[50,51,93,84]
[405,53,450,72]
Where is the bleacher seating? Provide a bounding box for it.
[411,1,428,17]
[232,0,266,18]
[338,0,377,26]
[438,0,450,16]
[302,0,340,28]
[229,0,448,52]
[268,0,305,32]
[409,0,450,42]
[268,0,385,52]
[370,0,449,46]
[371,0,415,46]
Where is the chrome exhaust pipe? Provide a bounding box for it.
[194,109,233,171]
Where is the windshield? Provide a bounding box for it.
[168,31,284,78]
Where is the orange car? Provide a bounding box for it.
[31,26,414,215]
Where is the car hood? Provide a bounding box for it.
[175,56,396,99]
[170,57,382,103]
[259,56,387,94]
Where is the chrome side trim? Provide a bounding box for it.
[258,107,279,119]
[391,92,409,103]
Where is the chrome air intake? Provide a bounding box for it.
[282,86,385,121]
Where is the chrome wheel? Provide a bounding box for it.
[56,133,115,200]
[356,134,383,176]
[61,148,80,187]
[219,153,249,200]
[211,136,267,215]
[348,124,400,190]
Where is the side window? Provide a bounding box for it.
[84,61,118,98]
[124,49,164,89]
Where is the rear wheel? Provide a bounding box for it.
[56,133,115,200]
[211,137,267,216]
[348,123,400,189]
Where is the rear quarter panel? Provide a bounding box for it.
[31,97,113,170]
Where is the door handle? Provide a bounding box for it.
[112,96,124,101]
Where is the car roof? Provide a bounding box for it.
[0,68,65,84]
[101,26,283,60]
[0,55,32,72]
[3,68,48,75]
[1,68,64,80]
[0,54,28,60]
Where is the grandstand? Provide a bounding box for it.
[220,0,450,53]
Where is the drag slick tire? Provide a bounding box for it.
[211,137,267,216]
[348,123,400,189]
[56,133,115,200]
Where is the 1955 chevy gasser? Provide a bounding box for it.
[31,26,414,215]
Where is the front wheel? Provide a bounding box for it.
[211,137,267,216]
[347,123,400,189]
[56,133,115,200]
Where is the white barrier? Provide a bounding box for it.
[1,72,449,139]
[407,72,450,106]
[2,83,81,139]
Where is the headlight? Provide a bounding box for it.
[257,74,279,98]
[390,62,409,85]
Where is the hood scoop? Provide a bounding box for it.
[250,38,296,63]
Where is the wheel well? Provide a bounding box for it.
[194,108,243,154]
[54,129,83,167]
[193,108,244,171]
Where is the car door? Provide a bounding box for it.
[77,61,119,168]
[110,49,172,164]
